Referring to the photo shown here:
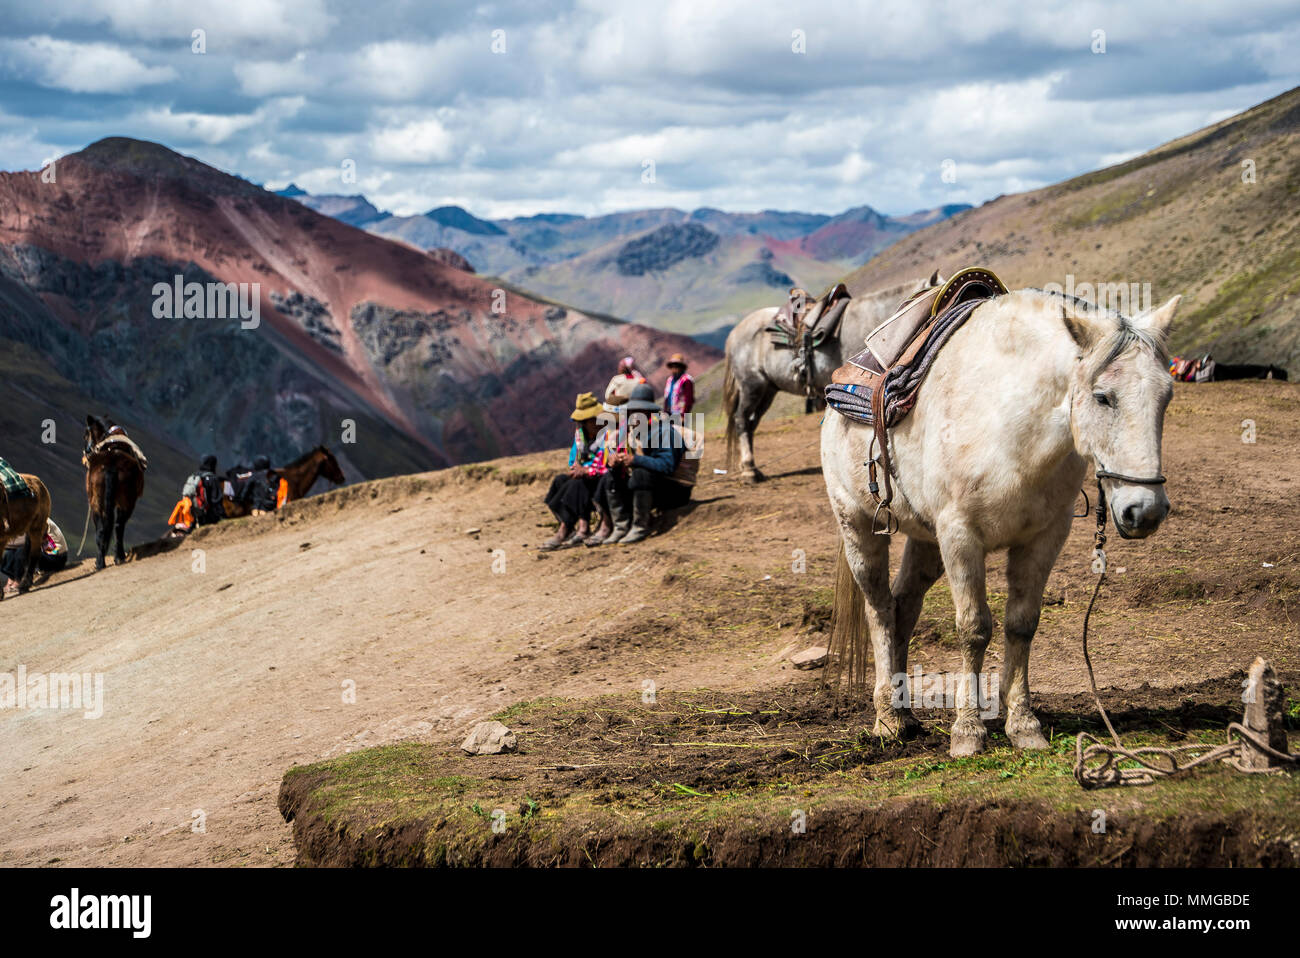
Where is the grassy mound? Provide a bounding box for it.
[280,681,1300,867]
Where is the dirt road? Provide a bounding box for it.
[1,381,1296,865]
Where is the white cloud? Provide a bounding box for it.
[348,40,465,101]
[371,117,455,164]
[37,0,335,45]
[1,2,1298,219]
[835,151,874,185]
[0,36,175,94]
[138,107,259,145]
[134,98,304,146]
[234,53,319,97]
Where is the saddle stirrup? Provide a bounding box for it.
[865,436,897,536]
[870,499,899,536]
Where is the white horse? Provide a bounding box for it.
[821,288,1180,756]
[722,273,942,481]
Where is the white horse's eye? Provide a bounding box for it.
[1093,391,1113,408]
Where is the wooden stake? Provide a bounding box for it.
[1241,656,1288,771]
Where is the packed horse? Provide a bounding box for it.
[0,415,347,597]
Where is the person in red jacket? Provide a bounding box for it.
[662,353,695,416]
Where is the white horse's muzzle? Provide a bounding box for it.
[1108,483,1170,539]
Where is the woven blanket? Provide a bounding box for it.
[0,457,30,499]
[89,434,149,471]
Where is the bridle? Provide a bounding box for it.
[1094,469,1166,487]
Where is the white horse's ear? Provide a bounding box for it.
[928,269,944,287]
[1135,294,1180,341]
[1061,303,1110,350]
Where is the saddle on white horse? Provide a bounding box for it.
[825,267,1008,524]
[766,282,852,347]
[766,282,853,410]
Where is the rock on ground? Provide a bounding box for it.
[791,647,828,670]
[460,721,518,755]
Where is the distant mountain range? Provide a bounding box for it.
[277,185,971,338]
[0,138,717,538]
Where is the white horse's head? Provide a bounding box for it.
[1062,294,1180,539]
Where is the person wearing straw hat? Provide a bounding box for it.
[662,353,695,416]
[540,392,610,550]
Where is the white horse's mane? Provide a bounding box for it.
[1028,287,1170,376]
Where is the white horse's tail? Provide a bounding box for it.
[827,538,870,698]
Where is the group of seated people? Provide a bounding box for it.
[541,353,698,550]
[166,453,287,534]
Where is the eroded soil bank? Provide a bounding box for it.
[279,679,1300,867]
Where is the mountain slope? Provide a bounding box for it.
[845,87,1300,366]
[277,186,385,228]
[288,195,971,335]
[0,138,717,537]
[495,203,970,334]
[508,225,846,335]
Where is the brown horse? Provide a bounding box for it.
[84,415,147,569]
[279,445,345,501]
[0,473,52,596]
[223,446,346,518]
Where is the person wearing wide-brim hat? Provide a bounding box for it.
[571,391,603,421]
[663,352,695,416]
[622,384,664,413]
[540,392,612,550]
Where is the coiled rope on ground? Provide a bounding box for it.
[1074,482,1298,788]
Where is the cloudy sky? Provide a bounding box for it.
[1,0,1297,219]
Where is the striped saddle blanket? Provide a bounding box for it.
[825,268,1007,427]
[0,457,31,499]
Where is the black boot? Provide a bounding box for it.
[605,483,632,544]
[619,491,654,544]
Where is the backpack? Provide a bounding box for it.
[668,426,702,488]
[246,470,276,511]
[194,472,224,523]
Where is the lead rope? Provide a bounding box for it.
[1074,480,1297,788]
[76,453,93,557]
[75,503,92,557]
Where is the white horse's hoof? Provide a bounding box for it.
[872,710,920,740]
[949,719,988,757]
[1005,710,1049,750]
